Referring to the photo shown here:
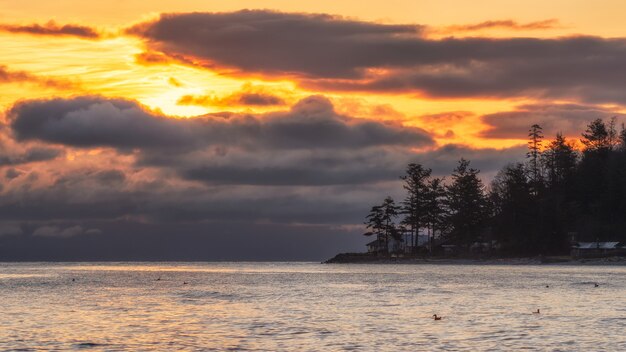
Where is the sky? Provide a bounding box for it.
[1,0,626,260]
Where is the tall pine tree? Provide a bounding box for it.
[446,159,489,246]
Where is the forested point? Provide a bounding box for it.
[362,118,626,257]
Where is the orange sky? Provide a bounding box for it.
[5,1,626,258]
[2,0,626,149]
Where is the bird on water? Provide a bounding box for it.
[533,309,540,314]
[432,314,442,320]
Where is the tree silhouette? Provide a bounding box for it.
[359,118,626,257]
[490,163,535,253]
[446,159,489,246]
[527,124,544,196]
[542,133,577,191]
[581,118,611,154]
[400,163,431,251]
[365,196,401,253]
[423,177,447,252]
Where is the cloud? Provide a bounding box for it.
[5,168,23,180]
[159,147,414,186]
[178,84,286,107]
[168,77,183,87]
[8,95,433,151]
[0,141,526,260]
[480,103,626,139]
[303,45,626,103]
[127,10,426,78]
[129,11,626,103]
[134,51,176,65]
[7,95,433,189]
[0,21,99,39]
[0,146,63,166]
[0,65,77,89]
[32,225,84,238]
[438,19,561,33]
[9,97,195,149]
[0,94,534,260]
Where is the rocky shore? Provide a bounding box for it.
[324,253,626,265]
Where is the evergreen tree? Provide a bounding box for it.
[400,163,431,250]
[490,163,534,253]
[445,159,489,246]
[578,118,615,240]
[542,133,578,191]
[423,177,447,252]
[364,196,401,253]
[527,124,544,195]
[581,118,611,153]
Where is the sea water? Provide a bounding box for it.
[1,262,625,351]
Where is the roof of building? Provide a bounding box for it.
[573,242,621,249]
[366,239,383,246]
[366,238,405,246]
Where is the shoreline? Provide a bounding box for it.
[324,253,626,265]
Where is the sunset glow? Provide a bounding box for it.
[6,0,626,145]
[3,0,626,260]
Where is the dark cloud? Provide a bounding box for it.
[8,96,198,149]
[480,104,626,139]
[0,143,525,260]
[127,10,426,78]
[0,146,63,166]
[8,95,433,151]
[0,94,534,260]
[5,168,22,180]
[130,11,626,103]
[0,143,524,225]
[304,47,626,103]
[93,169,126,186]
[158,148,413,186]
[0,21,99,39]
[7,95,433,188]
[171,143,524,186]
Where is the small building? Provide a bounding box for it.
[366,239,385,253]
[571,242,626,258]
[365,237,404,254]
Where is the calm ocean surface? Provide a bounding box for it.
[0,262,625,351]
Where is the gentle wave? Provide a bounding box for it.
[1,262,625,351]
